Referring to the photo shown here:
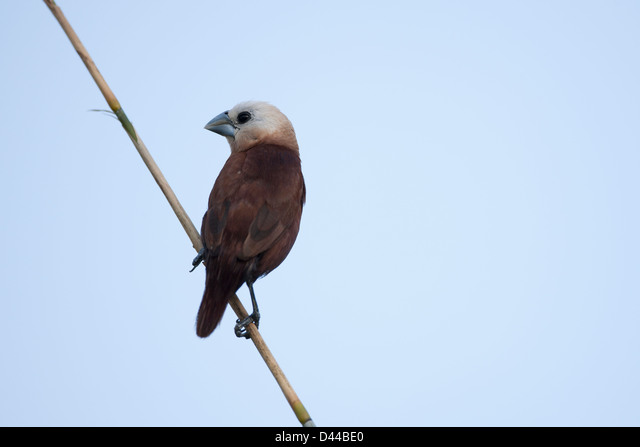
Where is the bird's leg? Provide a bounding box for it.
[234,280,261,339]
[190,248,205,272]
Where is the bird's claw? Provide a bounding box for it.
[234,313,260,339]
[190,248,205,272]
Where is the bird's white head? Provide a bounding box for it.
[204,101,298,153]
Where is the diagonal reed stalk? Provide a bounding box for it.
[43,0,315,427]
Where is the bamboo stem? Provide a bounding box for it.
[43,0,314,427]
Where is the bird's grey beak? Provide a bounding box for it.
[204,111,236,138]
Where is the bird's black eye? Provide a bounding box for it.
[237,111,252,124]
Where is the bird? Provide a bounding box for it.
[193,101,306,339]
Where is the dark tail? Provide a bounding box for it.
[196,271,231,338]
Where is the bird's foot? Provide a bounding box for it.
[190,248,205,272]
[234,312,260,339]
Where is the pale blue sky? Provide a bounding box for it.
[1,1,639,426]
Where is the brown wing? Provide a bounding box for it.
[201,199,230,257]
[202,145,304,261]
[240,203,285,260]
[200,151,248,257]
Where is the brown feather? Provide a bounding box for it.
[196,144,305,337]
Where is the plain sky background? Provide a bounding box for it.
[1,1,639,427]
